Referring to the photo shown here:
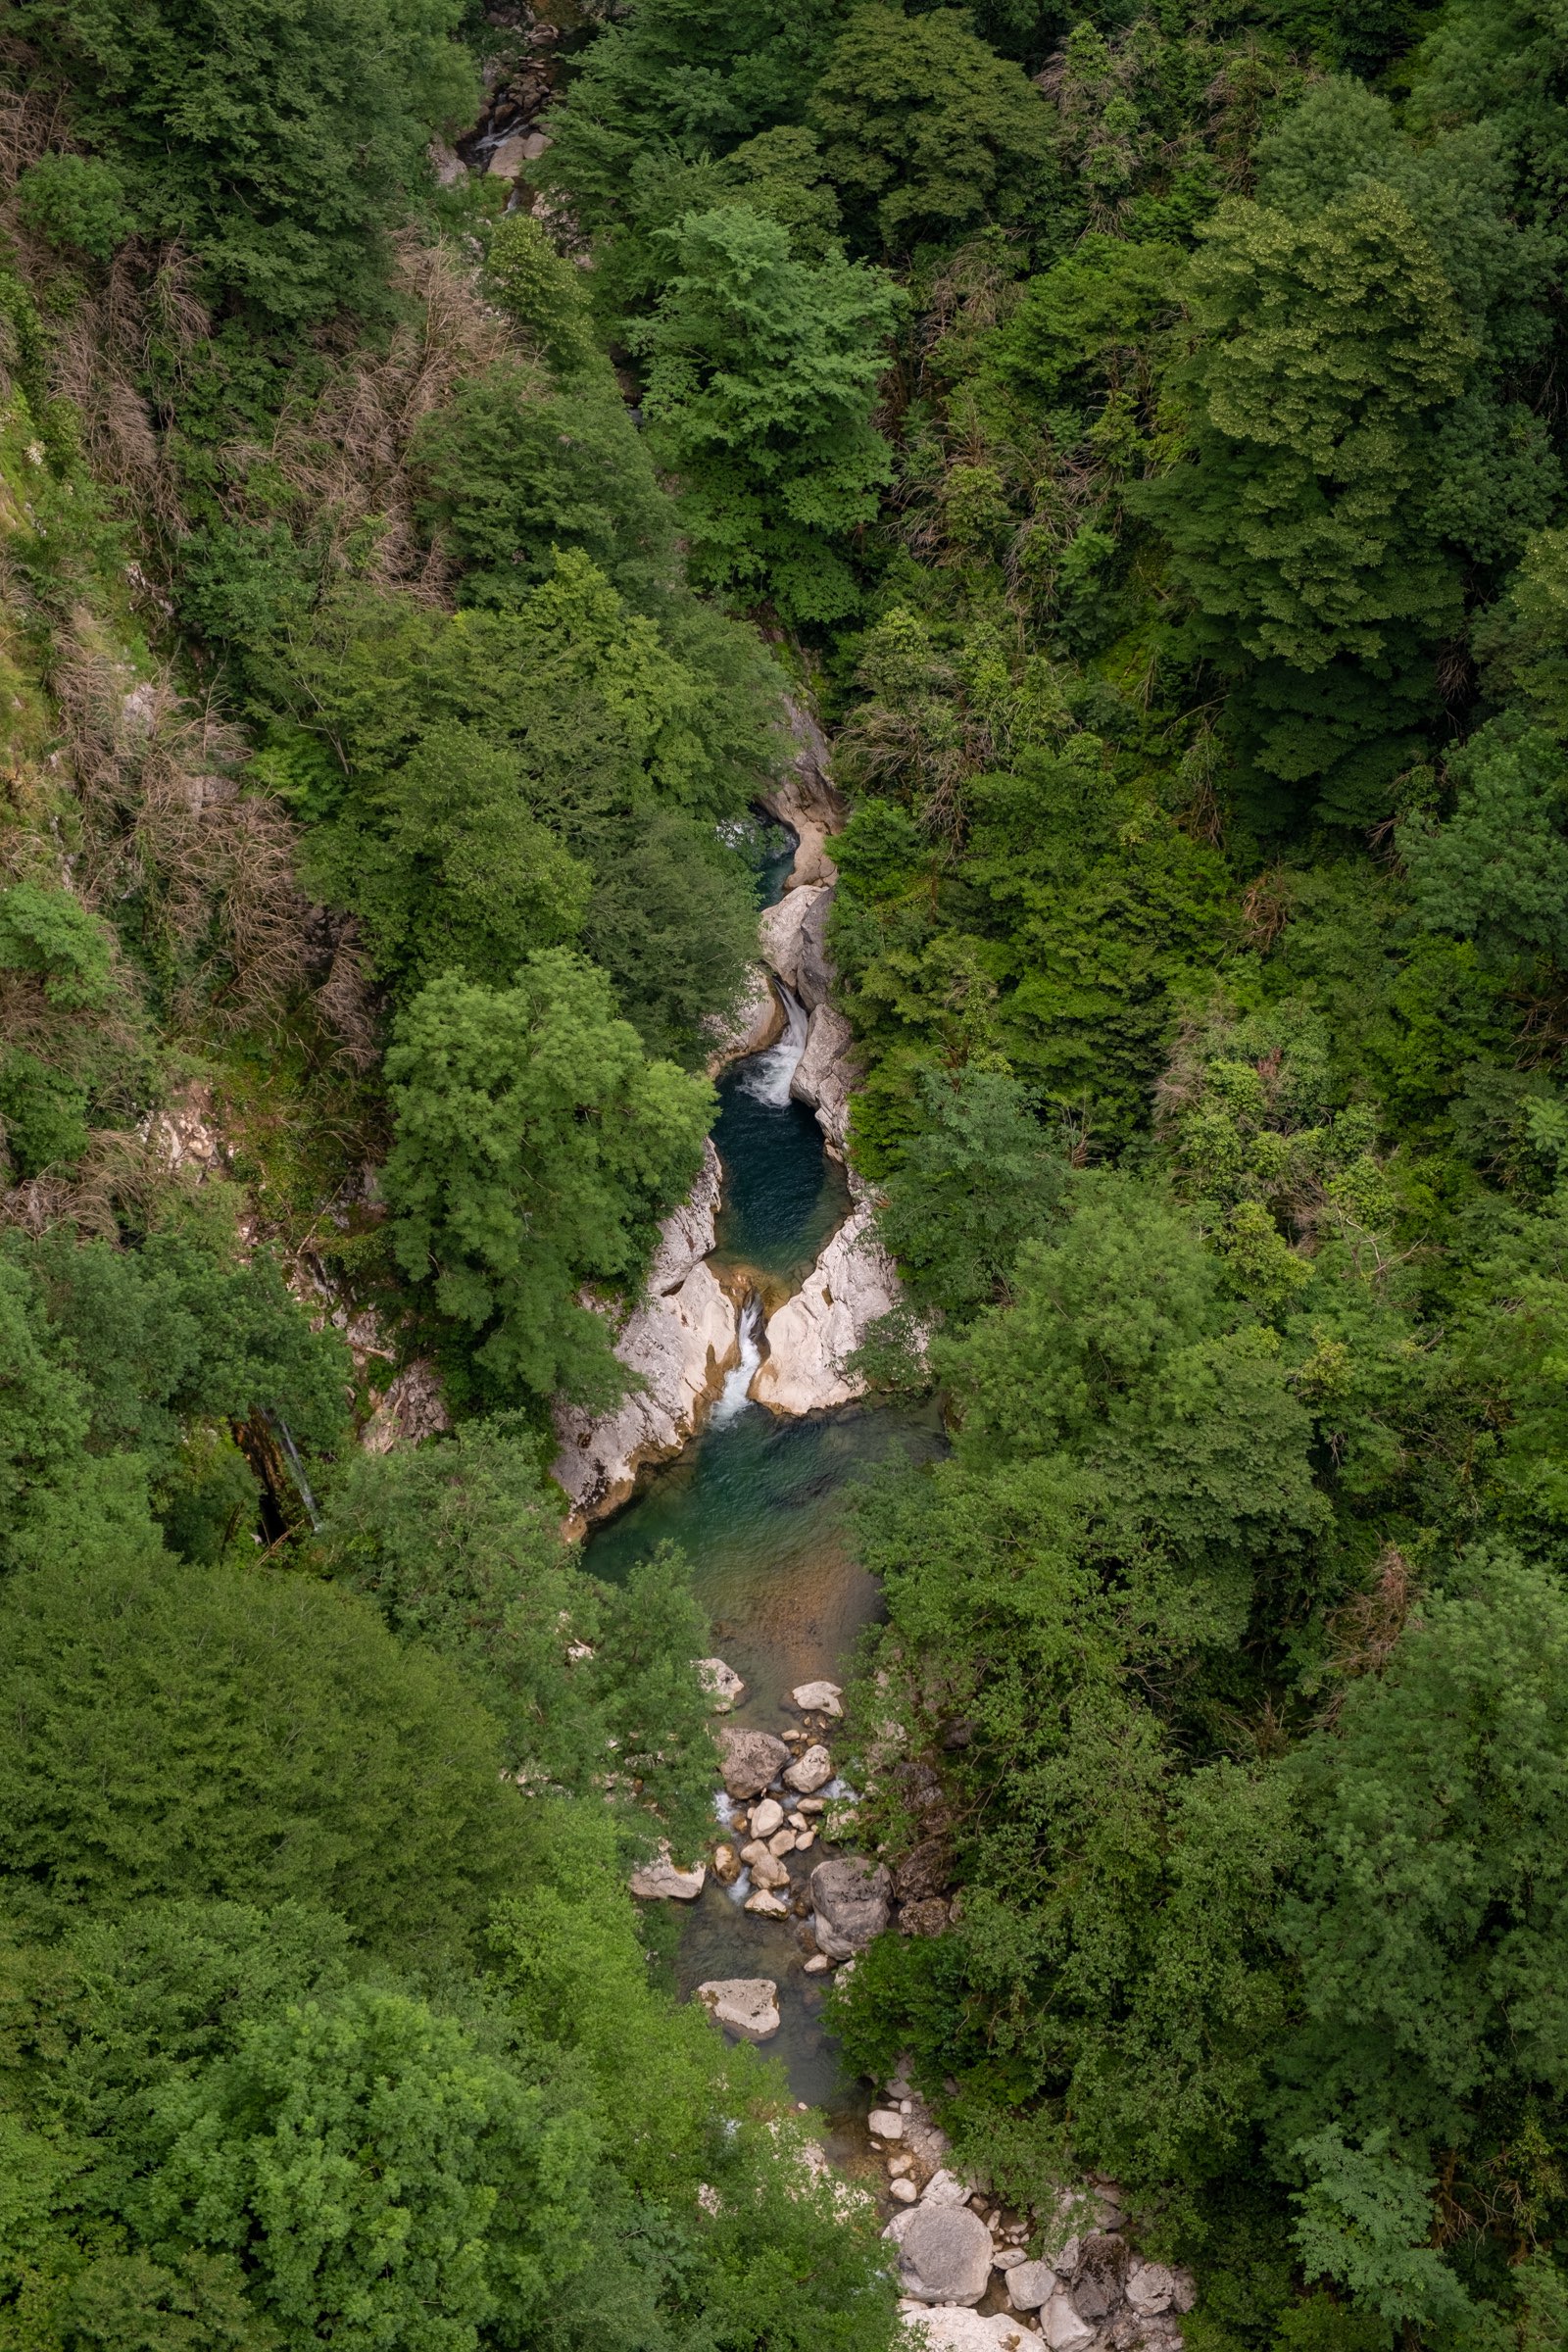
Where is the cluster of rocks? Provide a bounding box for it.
[868,2075,1193,2352]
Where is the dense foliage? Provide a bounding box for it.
[8,0,1568,2344]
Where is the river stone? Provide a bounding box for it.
[784,1742,834,1794]
[1126,2265,1178,2317]
[750,1852,790,1890]
[920,2171,971,2210]
[1071,2234,1130,2323]
[628,1844,706,1900]
[696,1657,745,1712]
[752,1796,786,1838]
[711,1843,741,1886]
[696,1979,780,2039]
[718,1727,791,1798]
[891,2205,994,2306]
[1006,2263,1056,2312]
[868,2109,905,2139]
[768,1827,797,1855]
[745,1887,790,1918]
[903,2310,1032,2352]
[1043,2294,1098,2352]
[809,1857,891,1959]
[791,1679,844,1716]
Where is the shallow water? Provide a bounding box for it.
[585,1394,943,2129]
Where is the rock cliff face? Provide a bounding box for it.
[551,1139,739,1527]
[758,884,832,1009]
[750,1204,902,1414]
[760,697,844,892]
[790,1001,858,1157]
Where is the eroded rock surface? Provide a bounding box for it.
[809,1857,891,1958]
[696,1978,781,2040]
[761,699,844,892]
[705,963,784,1074]
[759,884,832,1008]
[552,1141,738,1525]
[889,2205,994,2306]
[790,1001,858,1155]
[717,1726,791,1797]
[751,1207,901,1414]
[629,1844,706,1900]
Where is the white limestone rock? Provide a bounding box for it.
[751,1207,901,1415]
[1005,2263,1056,2312]
[760,699,845,893]
[629,1844,706,1900]
[552,1143,738,1523]
[745,1887,790,1917]
[784,1742,834,1793]
[696,1657,746,1712]
[718,1727,792,1796]
[1042,2294,1097,2352]
[887,2205,994,2306]
[868,2109,905,2140]
[903,2313,1034,2352]
[759,884,833,1007]
[1126,2265,1179,2317]
[791,1679,844,1716]
[751,1796,786,1838]
[790,1001,859,1155]
[696,1978,781,2039]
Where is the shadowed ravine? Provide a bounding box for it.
[585,824,942,2136]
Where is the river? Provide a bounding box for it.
[585,822,942,2150]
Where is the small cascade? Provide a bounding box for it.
[735,984,808,1109]
[710,1294,763,1429]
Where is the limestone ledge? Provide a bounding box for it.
[551,1138,740,1530]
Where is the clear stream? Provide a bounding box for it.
[584,822,943,2139]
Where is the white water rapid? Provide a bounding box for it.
[735,983,808,1108]
[709,1293,763,1429]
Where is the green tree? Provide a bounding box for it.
[1273,1547,1568,2328]
[18,0,475,321]
[143,1984,593,2351]
[632,207,900,622]
[1404,720,1568,971]
[1140,184,1473,824]
[873,1067,1066,1320]
[809,4,1062,255]
[0,1543,528,1956]
[381,953,713,1404]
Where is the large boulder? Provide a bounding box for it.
[789,1001,859,1155]
[1006,2264,1057,2313]
[717,1726,790,1798]
[809,1857,891,1958]
[696,1657,745,1712]
[1070,2234,1130,2323]
[696,1979,781,2040]
[889,2205,994,2306]
[1126,2265,1178,2317]
[758,884,832,1007]
[1042,2294,1098,2352]
[905,2311,1034,2352]
[628,1843,706,1900]
[791,1679,844,1716]
[784,1742,834,1793]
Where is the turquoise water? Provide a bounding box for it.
[710,1068,851,1288]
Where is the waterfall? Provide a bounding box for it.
[735,983,808,1108]
[710,1294,763,1428]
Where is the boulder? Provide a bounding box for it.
[892,2177,920,2204]
[899,1898,952,1937]
[750,1852,790,1891]
[1005,2263,1056,2312]
[895,1837,952,1903]
[768,1827,797,1856]
[752,1208,903,1415]
[1042,2294,1098,2352]
[486,129,530,175]
[868,2109,905,2139]
[890,2205,994,2306]
[717,1727,790,1798]
[752,1795,786,1838]
[628,1844,706,1900]
[696,1979,780,2039]
[791,1679,844,1716]
[1070,2235,1129,2324]
[1125,2266,1177,2317]
[902,2310,1034,2352]
[809,1857,891,1959]
[711,1842,741,1886]
[745,1887,790,1918]
[784,1742,834,1793]
[696,1657,745,1711]
[427,135,467,185]
[919,2171,971,2210]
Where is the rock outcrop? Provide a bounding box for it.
[808,1857,891,1958]
[696,1657,746,1711]
[758,884,832,1009]
[552,1140,739,1526]
[790,1002,859,1156]
[751,1206,901,1414]
[761,697,845,893]
[705,963,785,1074]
